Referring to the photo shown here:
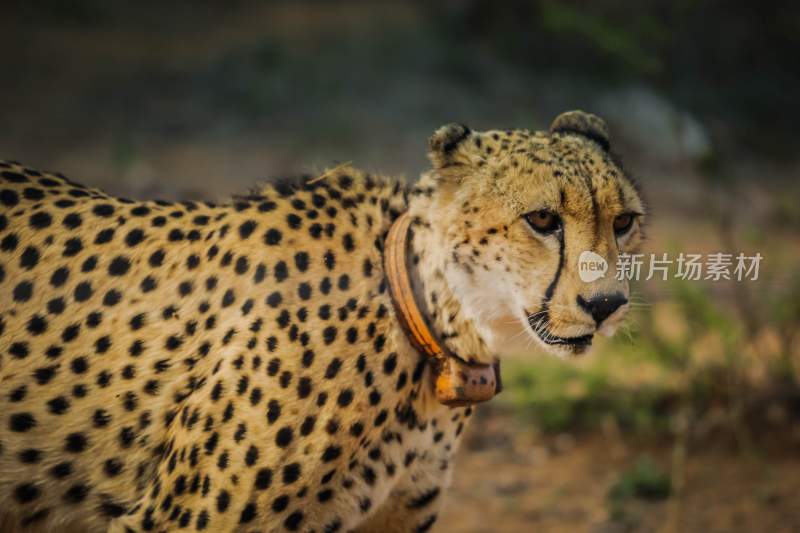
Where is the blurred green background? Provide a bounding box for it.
[2,1,800,532]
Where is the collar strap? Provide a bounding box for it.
[383,212,501,407]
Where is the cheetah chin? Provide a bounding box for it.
[527,314,593,348]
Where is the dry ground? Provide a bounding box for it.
[441,409,800,533]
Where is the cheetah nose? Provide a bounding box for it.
[576,293,627,325]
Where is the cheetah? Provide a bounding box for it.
[0,111,645,532]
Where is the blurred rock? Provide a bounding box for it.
[597,86,712,163]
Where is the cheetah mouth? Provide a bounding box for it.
[524,310,594,349]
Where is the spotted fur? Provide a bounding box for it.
[0,111,644,532]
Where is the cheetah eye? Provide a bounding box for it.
[524,209,561,234]
[613,213,635,236]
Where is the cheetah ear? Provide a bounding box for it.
[550,110,610,151]
[427,123,473,171]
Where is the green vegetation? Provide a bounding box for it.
[502,269,800,437]
[609,455,672,502]
[607,456,672,523]
[539,1,664,75]
[500,347,676,435]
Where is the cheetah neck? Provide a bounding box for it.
[405,200,495,366]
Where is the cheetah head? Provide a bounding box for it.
[415,111,645,357]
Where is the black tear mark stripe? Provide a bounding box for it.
[529,224,566,337]
[542,227,566,310]
[529,223,591,346]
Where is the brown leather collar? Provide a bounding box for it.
[383,212,501,407]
